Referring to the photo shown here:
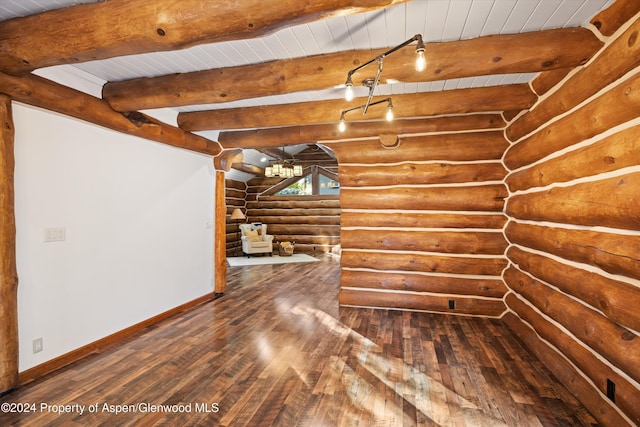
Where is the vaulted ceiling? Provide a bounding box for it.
[0,0,614,180]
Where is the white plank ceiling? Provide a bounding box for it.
[0,0,615,179]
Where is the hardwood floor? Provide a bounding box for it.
[1,254,597,426]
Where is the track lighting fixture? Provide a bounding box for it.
[339,34,425,131]
[338,98,393,133]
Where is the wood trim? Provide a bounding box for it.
[17,292,216,386]
[0,94,18,394]
[214,170,227,295]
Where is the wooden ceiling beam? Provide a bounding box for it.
[180,84,533,131]
[0,0,407,75]
[103,27,599,112]
[231,162,265,175]
[218,114,505,149]
[257,147,296,160]
[0,71,221,156]
[213,149,244,171]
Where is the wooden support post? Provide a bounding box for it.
[214,170,227,297]
[0,94,18,394]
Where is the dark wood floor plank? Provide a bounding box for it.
[0,254,598,426]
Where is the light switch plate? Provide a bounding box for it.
[44,227,66,242]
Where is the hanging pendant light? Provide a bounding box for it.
[264,146,303,178]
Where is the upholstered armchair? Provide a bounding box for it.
[239,223,274,257]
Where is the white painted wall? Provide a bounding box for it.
[13,103,215,371]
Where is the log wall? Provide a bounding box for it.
[225,179,247,257]
[244,192,341,254]
[502,10,640,426]
[328,130,510,317]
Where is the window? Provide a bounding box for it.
[318,174,340,195]
[276,175,313,196]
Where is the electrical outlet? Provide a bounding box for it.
[606,379,616,402]
[32,337,43,354]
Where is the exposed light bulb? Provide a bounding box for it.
[338,118,346,132]
[415,49,426,72]
[345,83,354,102]
[385,105,394,121]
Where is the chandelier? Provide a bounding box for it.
[339,34,425,132]
[264,146,303,178]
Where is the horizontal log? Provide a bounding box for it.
[247,199,340,209]
[218,115,505,149]
[105,28,597,111]
[508,15,640,142]
[267,224,340,236]
[247,208,341,217]
[339,288,506,317]
[225,235,240,245]
[505,221,640,281]
[247,184,285,196]
[249,216,339,226]
[273,236,340,246]
[591,0,640,36]
[506,294,640,425]
[0,0,405,74]
[502,313,631,427]
[226,201,244,211]
[341,229,508,255]
[530,67,573,96]
[294,243,335,253]
[506,172,640,231]
[224,188,247,200]
[225,181,247,194]
[331,132,508,163]
[341,251,507,276]
[255,195,340,202]
[341,270,507,298]
[504,72,640,170]
[181,85,533,130]
[226,223,243,234]
[0,71,221,156]
[506,124,640,192]
[507,246,640,333]
[231,162,264,175]
[340,211,507,229]
[341,185,507,211]
[214,149,243,172]
[340,162,507,187]
[504,266,640,385]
